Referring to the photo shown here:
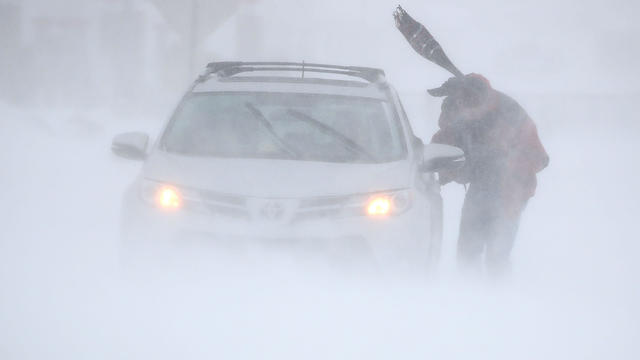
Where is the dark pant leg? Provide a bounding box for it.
[485,200,527,276]
[457,184,496,270]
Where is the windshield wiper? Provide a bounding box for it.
[244,103,300,159]
[286,109,377,162]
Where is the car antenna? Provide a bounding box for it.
[301,60,305,79]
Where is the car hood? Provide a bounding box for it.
[142,151,413,198]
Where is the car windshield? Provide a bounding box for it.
[161,92,406,163]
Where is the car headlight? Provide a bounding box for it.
[139,179,184,211]
[365,189,412,218]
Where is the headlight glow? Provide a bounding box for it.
[156,186,182,210]
[140,180,184,211]
[365,190,412,218]
[367,196,391,216]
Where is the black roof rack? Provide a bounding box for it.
[195,61,386,84]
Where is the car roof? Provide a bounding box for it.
[193,75,391,100]
[190,62,392,101]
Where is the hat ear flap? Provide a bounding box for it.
[427,76,464,97]
[427,87,447,97]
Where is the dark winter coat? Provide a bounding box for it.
[431,86,549,208]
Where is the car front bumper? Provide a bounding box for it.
[120,186,440,264]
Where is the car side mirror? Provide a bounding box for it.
[111,132,149,160]
[421,143,465,172]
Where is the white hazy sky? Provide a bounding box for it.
[203,0,640,95]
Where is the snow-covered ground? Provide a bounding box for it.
[1,90,638,359]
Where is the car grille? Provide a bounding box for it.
[183,189,368,224]
[183,190,250,220]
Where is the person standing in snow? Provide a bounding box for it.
[394,6,549,274]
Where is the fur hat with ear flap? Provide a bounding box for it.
[428,73,491,98]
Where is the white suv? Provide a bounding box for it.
[112,62,463,266]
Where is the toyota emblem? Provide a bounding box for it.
[260,201,285,221]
